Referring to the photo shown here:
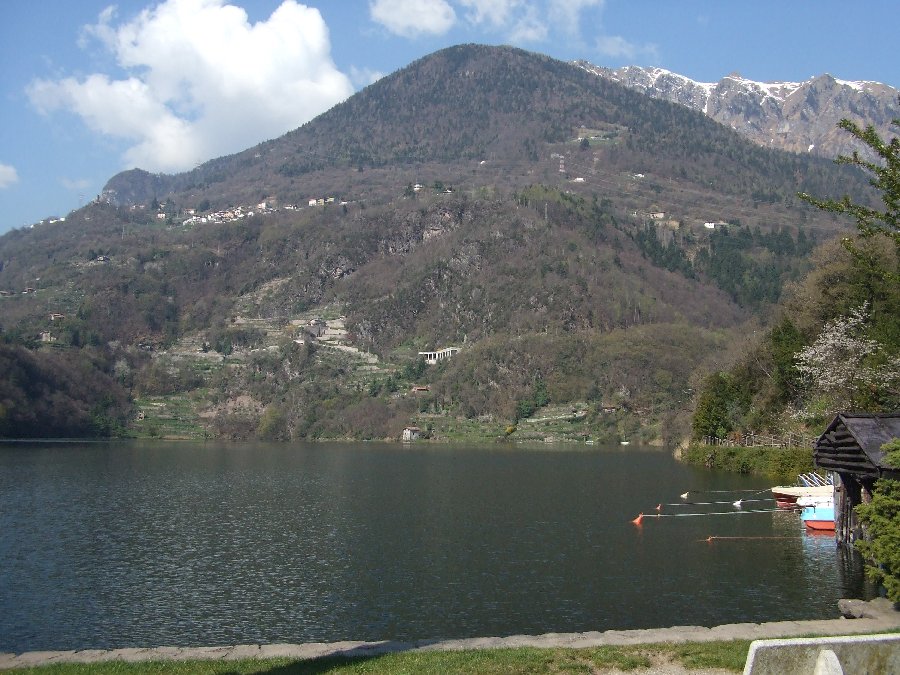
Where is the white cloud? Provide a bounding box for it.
[594,34,636,59]
[500,0,603,45]
[595,34,658,61]
[349,66,385,88]
[370,0,457,37]
[27,0,354,173]
[61,177,93,191]
[458,0,522,26]
[0,163,19,189]
[507,5,548,43]
[368,0,623,51]
[549,0,604,36]
[456,1,605,45]
[455,0,547,42]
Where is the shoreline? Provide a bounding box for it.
[2,599,897,670]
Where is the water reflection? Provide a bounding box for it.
[0,441,873,652]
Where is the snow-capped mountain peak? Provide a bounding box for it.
[575,61,898,158]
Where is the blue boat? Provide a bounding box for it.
[801,503,835,531]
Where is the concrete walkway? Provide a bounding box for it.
[1,599,897,670]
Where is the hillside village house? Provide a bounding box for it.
[305,319,327,338]
[402,426,422,441]
[418,347,460,364]
[308,197,336,206]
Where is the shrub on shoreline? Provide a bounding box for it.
[680,444,815,481]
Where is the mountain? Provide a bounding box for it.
[103,45,874,214]
[576,62,899,159]
[0,45,884,443]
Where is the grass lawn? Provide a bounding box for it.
[3,641,753,674]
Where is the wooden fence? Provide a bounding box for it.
[702,432,816,449]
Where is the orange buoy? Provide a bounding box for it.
[632,513,644,525]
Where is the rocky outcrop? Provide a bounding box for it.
[101,168,175,207]
[577,62,899,159]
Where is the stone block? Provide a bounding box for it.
[743,633,900,675]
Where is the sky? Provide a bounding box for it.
[1,0,898,235]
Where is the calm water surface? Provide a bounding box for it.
[0,441,873,652]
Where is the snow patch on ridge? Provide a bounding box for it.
[834,78,883,92]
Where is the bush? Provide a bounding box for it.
[0,344,132,438]
[257,405,287,441]
[855,440,900,602]
[681,444,814,481]
[691,373,749,440]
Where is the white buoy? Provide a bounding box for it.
[733,499,743,509]
[681,492,689,500]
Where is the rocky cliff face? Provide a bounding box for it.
[577,62,899,159]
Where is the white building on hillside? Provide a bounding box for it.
[418,347,460,364]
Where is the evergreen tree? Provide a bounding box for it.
[692,372,747,440]
[802,113,900,601]
[855,440,900,602]
[799,105,900,281]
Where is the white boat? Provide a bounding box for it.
[771,472,833,508]
[796,494,833,508]
[771,484,832,508]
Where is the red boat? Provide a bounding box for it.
[800,503,835,531]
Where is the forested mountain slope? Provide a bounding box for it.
[0,45,882,442]
[102,45,875,218]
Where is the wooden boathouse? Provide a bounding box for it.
[813,413,900,545]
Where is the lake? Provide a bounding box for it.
[0,440,873,652]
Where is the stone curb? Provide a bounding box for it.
[742,633,900,674]
[2,599,898,670]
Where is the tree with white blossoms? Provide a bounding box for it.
[797,105,900,604]
[794,303,900,419]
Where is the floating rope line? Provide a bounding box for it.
[700,536,796,543]
[632,507,782,525]
[678,488,772,509]
[657,508,782,517]
[681,488,768,499]
[662,498,773,507]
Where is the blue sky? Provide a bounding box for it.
[1,0,898,235]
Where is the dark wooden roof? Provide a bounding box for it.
[814,413,900,479]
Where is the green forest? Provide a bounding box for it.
[690,117,900,440]
[686,114,900,601]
